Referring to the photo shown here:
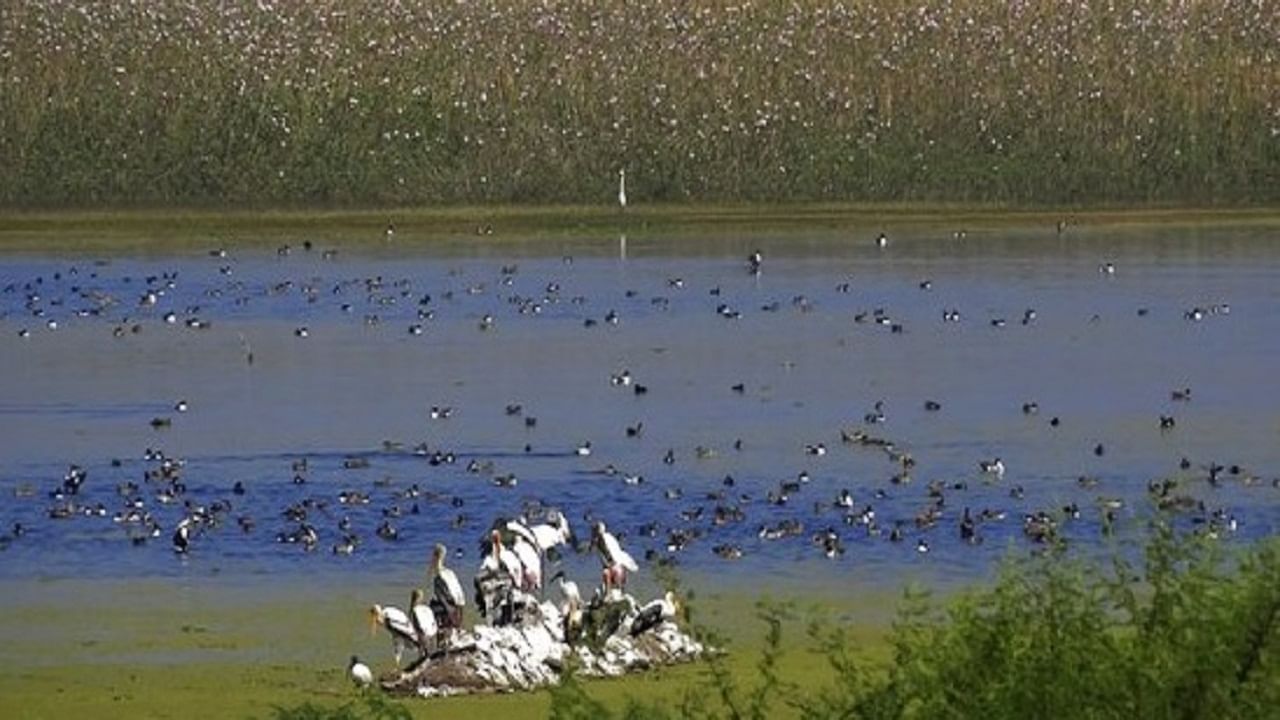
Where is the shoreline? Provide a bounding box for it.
[1,204,1278,253]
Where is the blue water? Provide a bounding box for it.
[1,226,1277,593]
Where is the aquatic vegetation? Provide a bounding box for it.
[0,1,1275,207]
[551,526,1280,719]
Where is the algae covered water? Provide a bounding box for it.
[1,224,1278,593]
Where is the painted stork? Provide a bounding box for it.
[409,588,437,656]
[630,591,679,636]
[368,603,416,667]
[430,543,465,636]
[592,521,639,594]
[529,510,574,555]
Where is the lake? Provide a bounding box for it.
[1,223,1278,600]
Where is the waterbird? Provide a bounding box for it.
[368,604,416,667]
[430,543,466,634]
[593,521,639,594]
[348,656,373,687]
[618,169,627,210]
[630,591,679,636]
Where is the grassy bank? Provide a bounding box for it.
[2,204,1278,254]
[1,1,1276,208]
[0,573,888,720]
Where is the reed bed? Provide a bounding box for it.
[1,0,1275,207]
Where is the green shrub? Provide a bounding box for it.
[552,526,1280,719]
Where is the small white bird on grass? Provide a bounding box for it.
[348,655,373,687]
[618,169,628,210]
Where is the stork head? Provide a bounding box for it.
[431,543,447,570]
[410,587,424,607]
[367,605,382,636]
[490,529,504,551]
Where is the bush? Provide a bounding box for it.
[552,526,1280,719]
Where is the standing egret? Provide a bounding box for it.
[618,169,627,210]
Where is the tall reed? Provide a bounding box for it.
[1,1,1275,207]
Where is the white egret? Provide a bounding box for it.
[618,169,627,210]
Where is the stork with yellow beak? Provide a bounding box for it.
[367,603,415,668]
[430,543,465,643]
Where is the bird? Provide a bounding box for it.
[593,521,639,594]
[408,588,437,656]
[348,655,373,687]
[172,518,192,554]
[529,510,574,554]
[510,534,543,592]
[630,591,678,636]
[618,169,627,210]
[368,603,416,667]
[979,458,1006,478]
[551,570,584,643]
[430,543,465,636]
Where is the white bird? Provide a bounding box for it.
[593,521,639,593]
[511,536,543,592]
[550,570,581,613]
[368,604,416,667]
[430,543,465,632]
[618,169,627,210]
[979,458,1006,478]
[485,530,524,587]
[575,441,592,457]
[409,588,437,656]
[630,591,679,636]
[348,655,373,687]
[529,510,573,553]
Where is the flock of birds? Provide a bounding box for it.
[1,215,1273,611]
[351,512,676,684]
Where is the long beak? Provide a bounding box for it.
[367,608,379,637]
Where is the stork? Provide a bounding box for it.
[551,570,584,643]
[529,510,574,556]
[409,588,437,657]
[430,543,465,640]
[630,591,679,636]
[368,603,416,667]
[592,521,639,595]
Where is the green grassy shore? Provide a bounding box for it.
[1,204,1278,254]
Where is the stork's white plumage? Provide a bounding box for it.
[431,543,466,614]
[594,521,639,572]
[504,518,541,553]
[409,588,437,654]
[618,169,627,209]
[593,520,639,594]
[369,603,416,667]
[530,511,573,552]
[630,591,679,636]
[484,530,524,587]
[511,537,543,592]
